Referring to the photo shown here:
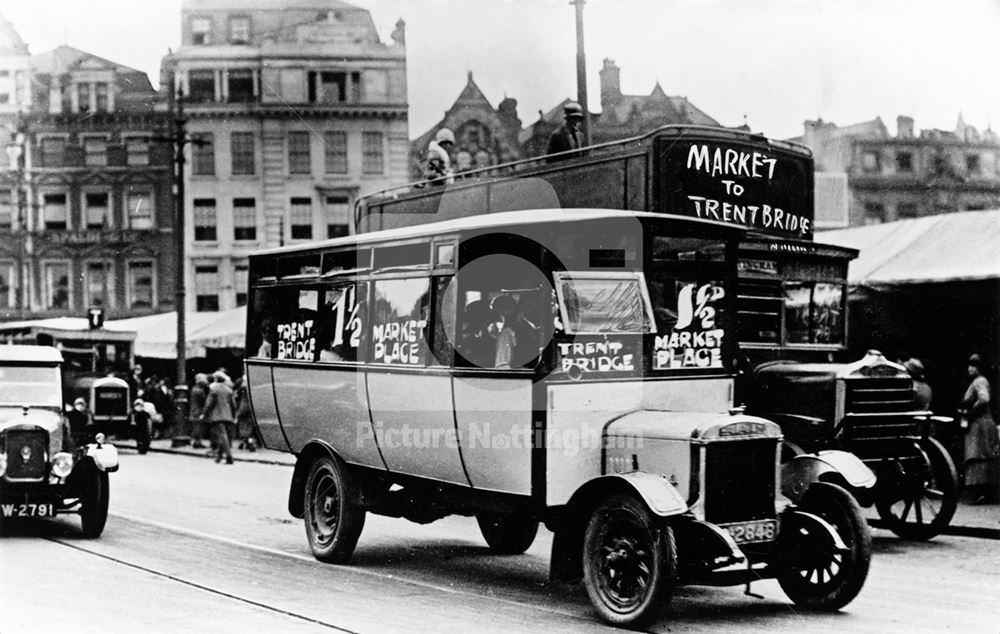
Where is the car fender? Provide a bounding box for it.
[82,442,119,473]
[782,450,875,502]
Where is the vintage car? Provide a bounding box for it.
[67,375,146,453]
[748,350,958,540]
[0,345,119,537]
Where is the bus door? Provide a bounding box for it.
[446,245,549,496]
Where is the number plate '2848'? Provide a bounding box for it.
[721,519,778,544]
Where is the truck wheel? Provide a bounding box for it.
[79,465,110,538]
[777,482,871,610]
[582,494,675,629]
[876,437,957,541]
[476,514,538,554]
[303,455,365,564]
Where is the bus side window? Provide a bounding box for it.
[432,277,456,367]
[317,282,366,362]
[371,277,432,366]
[248,287,275,358]
[274,288,319,362]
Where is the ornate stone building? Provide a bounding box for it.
[162,0,409,311]
[0,12,175,321]
[794,115,1000,227]
[413,58,723,176]
[409,72,522,180]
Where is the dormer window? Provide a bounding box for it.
[192,17,211,45]
[230,16,251,44]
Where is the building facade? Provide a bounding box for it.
[796,115,1000,227]
[413,58,723,175]
[0,16,175,321]
[162,0,409,312]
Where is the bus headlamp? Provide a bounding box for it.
[51,452,73,478]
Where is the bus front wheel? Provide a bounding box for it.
[303,455,366,564]
[582,494,676,629]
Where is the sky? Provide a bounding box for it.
[2,0,999,141]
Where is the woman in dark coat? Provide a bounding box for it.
[960,354,1000,504]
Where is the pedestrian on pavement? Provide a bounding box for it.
[188,373,210,449]
[424,128,455,185]
[234,376,257,452]
[546,101,584,161]
[959,353,1000,504]
[201,370,236,464]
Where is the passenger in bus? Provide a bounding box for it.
[491,294,519,369]
[424,128,455,185]
[546,102,584,161]
[457,299,496,368]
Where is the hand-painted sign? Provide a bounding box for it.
[372,319,427,365]
[276,320,315,360]
[557,340,636,376]
[654,282,726,370]
[656,138,814,239]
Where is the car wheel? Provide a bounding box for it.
[777,482,871,610]
[477,513,538,554]
[876,437,958,541]
[79,465,110,538]
[582,494,675,629]
[303,454,365,564]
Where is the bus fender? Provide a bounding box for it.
[549,472,687,583]
[288,441,341,519]
[781,450,876,503]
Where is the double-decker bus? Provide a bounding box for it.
[245,206,875,628]
[355,125,956,541]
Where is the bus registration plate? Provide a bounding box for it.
[721,519,777,544]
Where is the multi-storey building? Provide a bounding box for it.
[0,11,175,321]
[795,115,1000,227]
[162,0,409,312]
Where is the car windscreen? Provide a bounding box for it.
[0,365,62,407]
[553,272,656,335]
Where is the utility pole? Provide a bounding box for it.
[152,85,204,444]
[571,0,591,146]
[172,88,188,388]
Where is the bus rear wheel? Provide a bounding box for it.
[303,455,365,564]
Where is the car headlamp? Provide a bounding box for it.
[51,452,73,478]
[0,452,6,477]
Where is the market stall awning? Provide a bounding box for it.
[106,307,246,359]
[818,209,1000,285]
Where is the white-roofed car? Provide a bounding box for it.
[0,345,118,537]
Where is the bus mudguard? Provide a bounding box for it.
[549,472,687,583]
[781,449,876,503]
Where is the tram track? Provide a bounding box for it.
[45,534,359,633]
[40,511,609,633]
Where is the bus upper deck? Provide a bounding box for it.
[356,125,857,355]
